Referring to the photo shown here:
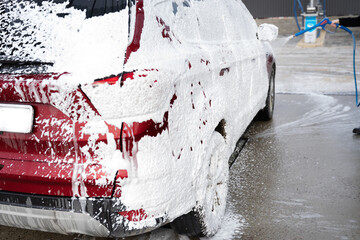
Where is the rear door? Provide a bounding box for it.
[222,0,267,112]
[192,0,238,112]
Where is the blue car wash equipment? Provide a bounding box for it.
[294,0,326,43]
[302,0,318,43]
[293,18,360,107]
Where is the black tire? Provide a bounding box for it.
[171,132,228,237]
[170,210,204,237]
[257,65,275,121]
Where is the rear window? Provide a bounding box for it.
[0,58,53,75]
[2,0,128,18]
[70,0,127,18]
[0,0,129,81]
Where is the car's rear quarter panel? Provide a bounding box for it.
[116,0,273,225]
[0,77,119,197]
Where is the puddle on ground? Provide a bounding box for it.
[256,93,355,138]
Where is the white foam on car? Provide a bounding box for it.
[107,0,269,234]
[258,23,279,41]
[1,0,272,236]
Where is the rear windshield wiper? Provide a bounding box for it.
[0,59,54,67]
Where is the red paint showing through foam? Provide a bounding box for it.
[125,0,144,64]
[156,16,181,43]
[118,209,147,222]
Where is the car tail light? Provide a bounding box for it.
[112,169,129,198]
[120,72,135,87]
[93,75,120,86]
[92,69,158,87]
[92,72,136,87]
[116,169,128,179]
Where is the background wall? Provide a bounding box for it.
[242,0,360,18]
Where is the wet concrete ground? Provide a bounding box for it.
[230,93,360,240]
[1,18,360,240]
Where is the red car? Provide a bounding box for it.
[0,0,276,237]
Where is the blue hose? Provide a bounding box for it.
[294,18,360,107]
[294,0,305,31]
[297,0,304,13]
[340,25,360,107]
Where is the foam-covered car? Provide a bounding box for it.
[0,0,276,237]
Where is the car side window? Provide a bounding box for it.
[192,0,227,42]
[152,0,200,42]
[172,0,201,42]
[222,0,258,41]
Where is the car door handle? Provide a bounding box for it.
[219,67,230,76]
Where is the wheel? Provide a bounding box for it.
[171,132,229,237]
[257,65,275,121]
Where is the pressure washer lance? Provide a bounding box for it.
[291,17,360,107]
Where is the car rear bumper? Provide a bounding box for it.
[0,191,167,237]
[0,203,110,237]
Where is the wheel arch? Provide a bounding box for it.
[214,119,227,139]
